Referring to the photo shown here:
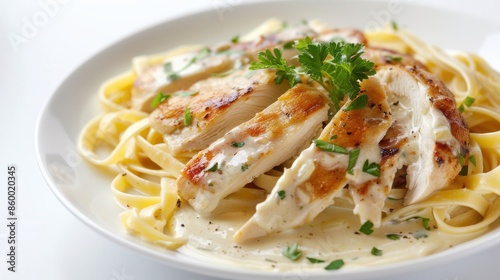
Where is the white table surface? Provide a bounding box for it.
[1,0,499,279]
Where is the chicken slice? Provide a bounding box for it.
[317,28,368,45]
[149,67,289,154]
[132,23,318,112]
[177,84,330,214]
[375,65,470,204]
[132,49,235,112]
[363,47,426,68]
[234,77,392,242]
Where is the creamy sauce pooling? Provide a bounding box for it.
[170,188,482,271]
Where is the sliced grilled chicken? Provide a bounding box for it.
[234,65,469,242]
[317,28,368,45]
[132,24,318,112]
[132,49,235,112]
[149,67,290,154]
[363,47,426,68]
[234,77,392,242]
[177,84,330,214]
[375,65,469,204]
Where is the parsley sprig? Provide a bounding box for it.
[250,37,376,111]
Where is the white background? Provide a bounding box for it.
[1,0,500,279]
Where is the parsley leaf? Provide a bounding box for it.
[359,220,374,235]
[231,35,239,43]
[324,259,344,270]
[386,233,401,240]
[307,257,325,264]
[163,47,211,81]
[313,139,348,154]
[459,165,469,176]
[362,160,380,177]
[391,21,399,31]
[231,141,245,148]
[371,247,383,256]
[251,38,375,111]
[206,162,219,172]
[469,155,477,166]
[297,40,376,110]
[278,190,286,200]
[241,164,248,172]
[459,96,475,113]
[463,96,475,107]
[344,94,368,111]
[347,148,360,175]
[383,55,403,63]
[150,92,171,108]
[250,48,298,87]
[406,216,431,231]
[175,90,199,97]
[183,106,192,126]
[282,242,302,261]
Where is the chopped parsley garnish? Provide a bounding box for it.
[386,233,401,240]
[250,48,298,87]
[359,220,374,235]
[362,160,380,177]
[278,190,286,200]
[330,135,338,140]
[344,94,368,111]
[412,231,428,239]
[458,152,468,176]
[384,55,403,63]
[183,106,192,126]
[463,96,476,107]
[459,165,469,176]
[371,247,383,256]
[307,257,325,264]
[283,41,295,49]
[264,258,277,263]
[163,47,211,81]
[458,96,475,112]
[231,35,239,43]
[458,152,465,166]
[347,148,360,175]
[406,216,431,231]
[231,141,245,148]
[175,90,199,97]
[250,38,376,111]
[469,155,477,166]
[313,139,348,154]
[282,242,302,261]
[324,259,344,270]
[163,62,179,81]
[391,20,399,31]
[241,165,248,172]
[150,92,171,108]
[206,162,219,172]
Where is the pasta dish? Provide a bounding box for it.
[78,19,500,270]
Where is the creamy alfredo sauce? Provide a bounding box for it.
[170,188,482,271]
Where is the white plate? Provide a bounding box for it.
[36,1,500,279]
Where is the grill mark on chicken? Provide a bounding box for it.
[177,84,329,214]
